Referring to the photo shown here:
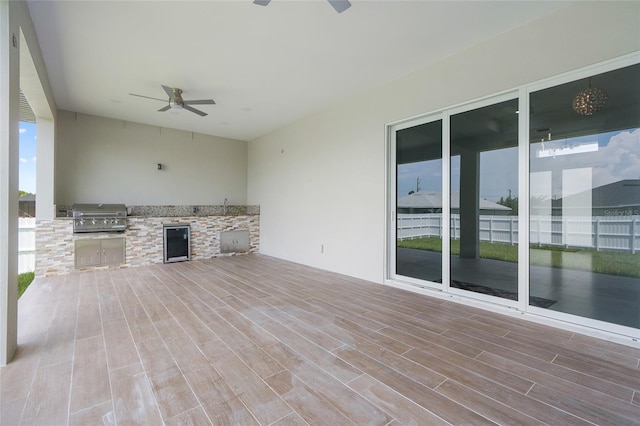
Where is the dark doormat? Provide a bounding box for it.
[450,280,556,308]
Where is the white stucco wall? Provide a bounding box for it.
[55,110,248,206]
[247,2,640,284]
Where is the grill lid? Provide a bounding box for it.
[72,203,127,218]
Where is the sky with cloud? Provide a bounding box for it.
[19,121,37,194]
[397,148,518,202]
[530,128,640,199]
[398,127,640,202]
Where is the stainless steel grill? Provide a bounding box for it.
[72,203,127,233]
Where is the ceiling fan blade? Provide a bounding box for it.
[158,105,171,112]
[184,99,216,105]
[161,85,176,99]
[183,105,207,117]
[328,0,351,13]
[130,93,166,102]
[253,0,349,13]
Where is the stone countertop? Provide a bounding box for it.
[55,204,260,218]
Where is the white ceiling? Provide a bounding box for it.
[26,0,572,142]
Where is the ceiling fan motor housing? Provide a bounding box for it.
[169,88,184,108]
[169,98,184,109]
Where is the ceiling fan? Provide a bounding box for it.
[129,85,215,117]
[253,0,351,13]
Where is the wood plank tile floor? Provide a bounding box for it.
[2,254,639,425]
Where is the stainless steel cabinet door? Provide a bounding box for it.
[220,230,249,253]
[75,240,101,267]
[101,238,125,265]
[75,238,125,267]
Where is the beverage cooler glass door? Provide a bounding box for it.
[164,225,191,263]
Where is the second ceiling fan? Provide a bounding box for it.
[253,0,351,13]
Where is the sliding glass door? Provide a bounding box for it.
[449,98,519,301]
[394,119,443,284]
[389,56,639,336]
[529,63,640,328]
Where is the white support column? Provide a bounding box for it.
[459,149,480,259]
[36,117,55,220]
[1,0,20,366]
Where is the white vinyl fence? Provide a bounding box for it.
[397,214,640,254]
[19,218,36,273]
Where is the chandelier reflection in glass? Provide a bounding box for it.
[572,77,608,116]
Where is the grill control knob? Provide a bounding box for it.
[91,219,96,225]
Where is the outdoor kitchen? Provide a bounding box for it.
[34,203,260,276]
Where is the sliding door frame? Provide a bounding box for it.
[387,112,445,290]
[520,54,640,338]
[445,91,520,309]
[385,52,640,342]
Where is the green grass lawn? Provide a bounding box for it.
[397,237,640,278]
[18,272,35,298]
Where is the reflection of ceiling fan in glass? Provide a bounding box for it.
[253,0,351,13]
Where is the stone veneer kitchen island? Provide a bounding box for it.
[35,205,260,276]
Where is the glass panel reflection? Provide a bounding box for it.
[450,98,519,300]
[396,120,443,282]
[529,63,640,328]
